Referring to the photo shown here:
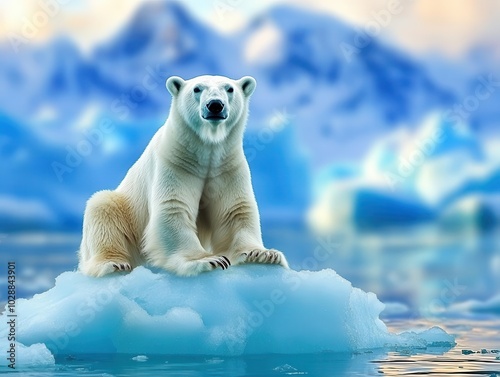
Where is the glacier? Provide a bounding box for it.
[0,265,454,366]
[308,114,500,232]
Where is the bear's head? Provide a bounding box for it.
[166,75,256,144]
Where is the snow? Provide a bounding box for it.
[0,266,454,360]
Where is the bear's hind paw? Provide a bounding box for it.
[81,260,133,277]
[111,262,132,272]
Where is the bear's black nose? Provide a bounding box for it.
[206,99,224,114]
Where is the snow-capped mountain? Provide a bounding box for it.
[0,1,497,231]
[239,5,455,163]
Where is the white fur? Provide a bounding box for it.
[78,75,289,277]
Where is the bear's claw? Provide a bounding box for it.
[112,263,132,271]
[207,256,231,270]
[244,249,288,267]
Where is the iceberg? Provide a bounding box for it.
[308,113,500,232]
[308,181,433,233]
[0,266,454,359]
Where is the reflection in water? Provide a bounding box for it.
[264,225,500,320]
[383,318,500,376]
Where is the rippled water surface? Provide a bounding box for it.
[1,323,499,377]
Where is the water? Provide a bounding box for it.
[1,327,499,377]
[0,227,499,376]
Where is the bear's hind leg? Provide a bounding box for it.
[78,190,138,277]
[79,248,133,277]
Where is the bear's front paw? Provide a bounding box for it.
[206,255,231,270]
[244,249,289,268]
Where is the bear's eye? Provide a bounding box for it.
[227,87,234,93]
[193,87,201,93]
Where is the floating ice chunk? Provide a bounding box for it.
[396,327,456,349]
[205,357,224,364]
[131,355,148,362]
[273,363,307,374]
[410,327,456,347]
[0,266,455,356]
[273,363,297,372]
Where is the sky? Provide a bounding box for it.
[0,0,499,59]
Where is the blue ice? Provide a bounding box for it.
[0,266,455,366]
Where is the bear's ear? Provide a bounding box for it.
[238,76,257,97]
[166,76,185,96]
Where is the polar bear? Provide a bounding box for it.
[78,75,289,277]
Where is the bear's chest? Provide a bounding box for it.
[169,143,236,180]
[199,147,237,179]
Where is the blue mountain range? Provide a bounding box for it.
[0,1,497,231]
